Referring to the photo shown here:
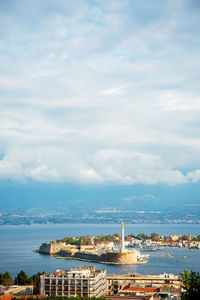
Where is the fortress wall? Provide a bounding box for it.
[38,243,138,265]
[100,252,137,264]
[38,242,72,255]
[74,252,99,261]
[38,243,52,254]
[57,250,74,257]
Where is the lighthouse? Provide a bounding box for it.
[121,222,126,253]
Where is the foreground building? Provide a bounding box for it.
[40,267,106,297]
[106,273,182,298]
[0,285,33,297]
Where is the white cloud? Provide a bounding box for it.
[0,146,198,185]
[29,165,61,182]
[0,0,200,185]
[187,169,200,183]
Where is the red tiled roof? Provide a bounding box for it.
[160,286,181,291]
[123,287,158,293]
[122,285,181,294]
[107,296,151,300]
[0,296,46,299]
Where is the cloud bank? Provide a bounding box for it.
[0,0,200,185]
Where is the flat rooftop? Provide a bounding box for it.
[43,266,106,278]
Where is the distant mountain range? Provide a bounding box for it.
[0,181,200,223]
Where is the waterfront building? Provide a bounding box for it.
[118,285,181,299]
[37,242,78,255]
[40,266,107,297]
[0,285,33,296]
[106,273,182,296]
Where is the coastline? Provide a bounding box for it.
[54,255,148,265]
[1,222,200,226]
[1,224,200,277]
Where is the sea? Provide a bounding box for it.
[0,223,200,278]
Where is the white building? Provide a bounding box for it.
[40,267,107,297]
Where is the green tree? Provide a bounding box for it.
[3,271,14,286]
[113,233,120,238]
[128,233,135,238]
[181,269,200,299]
[137,233,149,240]
[30,272,45,294]
[14,270,30,285]
[0,273,4,285]
[150,232,160,241]
[181,235,189,241]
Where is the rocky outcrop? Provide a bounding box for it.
[38,242,77,255]
[37,243,52,254]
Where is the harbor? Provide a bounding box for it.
[1,223,200,279]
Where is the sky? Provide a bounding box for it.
[0,0,200,209]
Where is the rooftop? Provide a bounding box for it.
[43,266,106,278]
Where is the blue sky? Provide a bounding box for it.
[0,0,200,192]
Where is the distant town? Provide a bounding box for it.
[36,222,200,271]
[1,210,200,225]
[37,230,200,265]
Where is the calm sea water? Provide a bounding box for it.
[0,223,200,278]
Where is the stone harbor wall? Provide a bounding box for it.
[38,242,76,255]
[38,242,139,264]
[100,252,138,264]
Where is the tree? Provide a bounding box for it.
[150,232,160,242]
[137,233,149,240]
[0,273,4,285]
[14,270,30,285]
[3,271,14,286]
[113,233,120,238]
[181,235,189,241]
[181,269,200,299]
[128,233,135,238]
[30,272,45,294]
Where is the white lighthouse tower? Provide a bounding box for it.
[121,222,126,253]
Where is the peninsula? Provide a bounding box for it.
[36,223,148,265]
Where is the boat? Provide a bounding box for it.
[129,241,162,251]
[178,242,183,248]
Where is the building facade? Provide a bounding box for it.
[40,267,107,297]
[0,285,33,296]
[106,273,182,296]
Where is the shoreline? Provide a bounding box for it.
[54,255,148,265]
[1,222,200,227]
